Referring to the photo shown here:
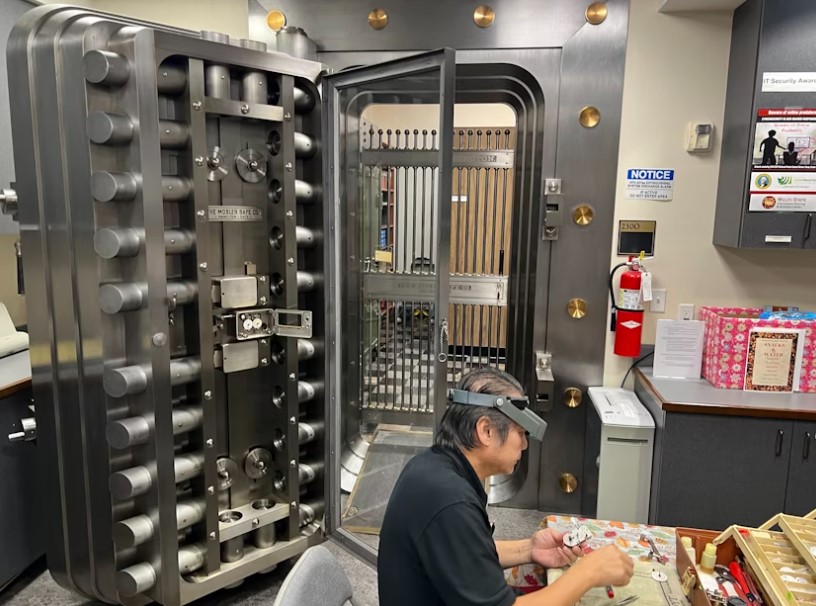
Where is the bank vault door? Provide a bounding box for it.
[324,50,456,560]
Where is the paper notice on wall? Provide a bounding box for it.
[653,319,704,379]
[625,168,674,201]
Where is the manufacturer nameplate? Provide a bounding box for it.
[208,206,263,222]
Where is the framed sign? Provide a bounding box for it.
[744,328,804,392]
[617,220,656,256]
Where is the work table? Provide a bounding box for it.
[634,367,816,420]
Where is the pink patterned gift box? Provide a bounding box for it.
[699,306,816,392]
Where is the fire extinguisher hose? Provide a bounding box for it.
[608,262,628,310]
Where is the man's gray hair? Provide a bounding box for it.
[434,367,525,452]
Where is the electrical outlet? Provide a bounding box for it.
[649,289,667,313]
[678,303,695,321]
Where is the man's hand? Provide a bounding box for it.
[575,544,635,587]
[530,528,584,568]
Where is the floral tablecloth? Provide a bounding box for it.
[506,515,677,592]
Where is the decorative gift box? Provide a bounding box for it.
[699,306,816,392]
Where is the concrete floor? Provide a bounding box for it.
[2,507,546,606]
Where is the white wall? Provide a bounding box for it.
[604,2,816,386]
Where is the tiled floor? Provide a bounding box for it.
[2,507,546,606]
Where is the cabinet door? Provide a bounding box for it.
[785,420,816,516]
[656,413,792,530]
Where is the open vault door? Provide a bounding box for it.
[323,49,456,562]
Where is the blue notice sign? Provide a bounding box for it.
[625,168,675,200]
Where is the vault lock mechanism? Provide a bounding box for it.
[229,308,312,341]
[533,352,554,412]
[544,178,562,241]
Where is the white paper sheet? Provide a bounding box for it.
[653,319,704,379]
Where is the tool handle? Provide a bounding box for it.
[775,430,784,457]
[606,585,615,599]
[729,562,753,600]
[805,432,812,460]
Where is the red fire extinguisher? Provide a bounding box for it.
[610,256,649,357]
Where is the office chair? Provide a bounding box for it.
[273,545,361,606]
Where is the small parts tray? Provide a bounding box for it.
[714,508,816,606]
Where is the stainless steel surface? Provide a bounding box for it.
[307,3,627,514]
[7,5,326,604]
[276,26,318,61]
[252,0,590,50]
[0,188,18,219]
[323,49,455,564]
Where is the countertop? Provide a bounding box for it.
[635,367,816,420]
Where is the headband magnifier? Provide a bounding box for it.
[447,389,548,441]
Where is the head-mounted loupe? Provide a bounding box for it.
[447,389,548,441]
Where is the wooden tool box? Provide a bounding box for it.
[676,509,816,606]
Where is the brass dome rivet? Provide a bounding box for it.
[566,298,588,319]
[572,205,594,226]
[563,387,583,408]
[585,2,608,25]
[368,8,388,30]
[266,10,286,31]
[559,473,579,494]
[579,106,601,128]
[473,5,495,28]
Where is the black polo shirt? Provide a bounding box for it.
[378,445,517,606]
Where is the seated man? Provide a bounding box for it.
[378,367,634,606]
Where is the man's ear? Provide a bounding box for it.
[474,416,493,447]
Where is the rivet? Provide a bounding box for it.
[259,296,267,304]
[152,332,167,347]
[559,473,579,494]
[563,387,584,408]
[259,276,267,283]
[289,373,296,381]
[289,459,296,467]
[285,162,293,171]
[286,210,294,218]
[240,103,250,114]
[207,486,215,495]
[204,390,213,400]
[199,262,208,272]
[252,518,260,527]
[289,416,297,424]
[261,357,269,366]
[206,438,214,448]
[290,501,297,508]
[209,531,217,540]
[368,8,388,30]
[579,106,601,128]
[193,101,202,111]
[195,156,205,166]
[566,298,588,319]
[266,10,286,31]
[287,257,294,265]
[572,205,595,226]
[197,209,206,218]
[260,339,268,345]
[585,2,608,25]
[473,5,495,28]
[284,112,292,121]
